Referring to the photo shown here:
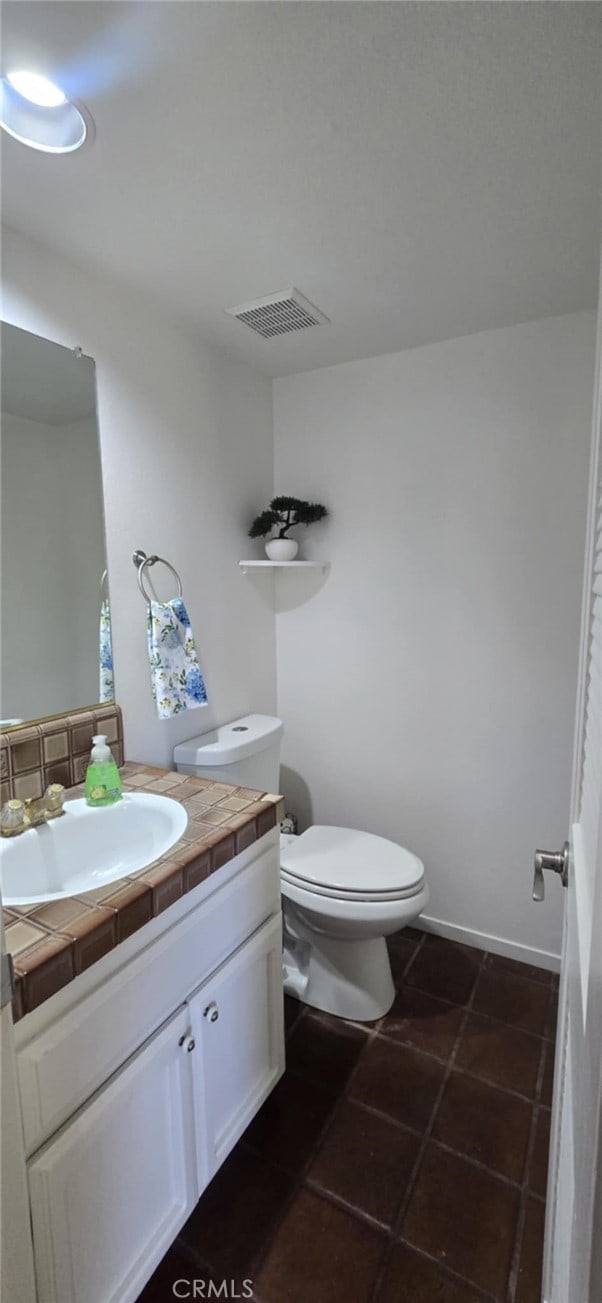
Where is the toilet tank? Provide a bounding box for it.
[173,714,283,792]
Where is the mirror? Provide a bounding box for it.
[1,322,113,726]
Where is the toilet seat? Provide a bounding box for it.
[280,825,425,903]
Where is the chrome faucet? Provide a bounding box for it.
[1,784,65,837]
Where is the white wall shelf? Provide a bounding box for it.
[238,560,329,574]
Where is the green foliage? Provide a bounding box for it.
[248,509,280,539]
[248,496,328,539]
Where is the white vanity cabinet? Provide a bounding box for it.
[16,832,284,1303]
[28,1005,197,1303]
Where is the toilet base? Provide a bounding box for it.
[283,922,395,1021]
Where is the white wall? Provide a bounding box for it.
[274,313,596,961]
[3,223,595,961]
[2,226,276,765]
[1,411,105,721]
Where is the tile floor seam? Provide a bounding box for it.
[316,1085,531,1196]
[330,1094,424,1142]
[394,1238,502,1303]
[397,929,427,976]
[323,1000,399,1111]
[419,1136,527,1192]
[373,1028,547,1106]
[505,1012,550,1303]
[239,936,429,1301]
[347,960,555,1303]
[242,1161,367,1295]
[303,1127,531,1239]
[375,1026,457,1067]
[178,1000,313,1293]
[449,1060,543,1106]
[405,976,552,1041]
[234,1068,357,1287]
[394,948,488,1221]
[303,1175,398,1236]
[142,941,553,1303]
[177,1160,295,1302]
[366,947,488,1303]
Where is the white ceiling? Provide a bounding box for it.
[1,1,600,377]
[1,322,96,425]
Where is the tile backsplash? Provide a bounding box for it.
[0,705,124,804]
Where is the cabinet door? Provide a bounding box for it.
[28,1006,198,1303]
[191,914,285,1180]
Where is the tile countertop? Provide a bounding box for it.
[3,763,285,1023]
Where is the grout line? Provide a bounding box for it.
[259,946,550,1299]
[325,1094,424,1140]
[224,1060,365,1287]
[444,1061,544,1107]
[505,986,552,1303]
[333,929,428,1090]
[401,980,551,1041]
[366,947,489,1303]
[394,1239,500,1302]
[407,1135,527,1193]
[505,1026,547,1303]
[373,1025,545,1105]
[395,929,427,980]
[208,942,429,1293]
[172,941,554,1303]
[241,1025,552,1294]
[303,1176,396,1236]
[342,1054,525,1163]
[394,949,488,1230]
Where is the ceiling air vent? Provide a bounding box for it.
[225,288,329,339]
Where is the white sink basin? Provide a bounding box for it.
[0,793,188,906]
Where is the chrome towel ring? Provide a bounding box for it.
[133,550,183,603]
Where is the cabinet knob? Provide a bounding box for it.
[203,1001,219,1023]
[179,1034,196,1053]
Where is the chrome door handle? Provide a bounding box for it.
[533,842,570,901]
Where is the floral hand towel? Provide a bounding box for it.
[146,597,208,719]
[99,599,114,702]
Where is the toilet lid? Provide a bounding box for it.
[280,826,424,900]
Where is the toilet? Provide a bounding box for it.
[174,714,429,1021]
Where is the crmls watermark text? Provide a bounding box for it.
[172,1280,254,1299]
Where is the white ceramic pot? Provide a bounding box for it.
[265,538,299,561]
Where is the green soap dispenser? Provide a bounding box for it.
[85,735,122,807]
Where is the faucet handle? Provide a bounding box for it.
[1,799,27,836]
[45,784,65,818]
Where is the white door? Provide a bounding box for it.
[542,259,602,1303]
[190,914,285,1182]
[28,1005,198,1303]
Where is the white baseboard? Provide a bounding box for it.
[416,913,561,975]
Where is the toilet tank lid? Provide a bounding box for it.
[173,714,283,768]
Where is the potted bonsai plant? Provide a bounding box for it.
[248,495,328,561]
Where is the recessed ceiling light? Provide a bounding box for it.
[0,70,91,153]
[6,70,66,108]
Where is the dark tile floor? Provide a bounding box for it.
[138,930,557,1303]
